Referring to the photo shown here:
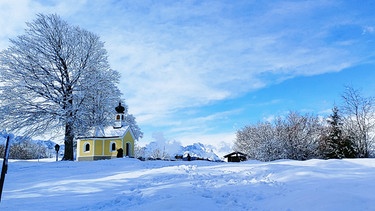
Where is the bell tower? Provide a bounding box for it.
[114,102,126,128]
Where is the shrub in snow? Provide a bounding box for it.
[0,139,48,159]
[234,111,323,161]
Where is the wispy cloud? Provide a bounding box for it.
[95,0,374,125]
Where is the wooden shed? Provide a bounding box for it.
[224,151,247,162]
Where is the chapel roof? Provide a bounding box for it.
[77,125,132,139]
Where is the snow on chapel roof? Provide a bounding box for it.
[77,125,131,139]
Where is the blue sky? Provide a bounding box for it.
[1,0,375,153]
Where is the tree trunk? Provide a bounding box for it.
[62,85,74,161]
[62,122,74,161]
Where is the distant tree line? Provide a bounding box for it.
[234,86,375,161]
[0,139,47,160]
[0,132,54,159]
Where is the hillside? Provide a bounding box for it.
[1,158,375,210]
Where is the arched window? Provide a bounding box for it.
[84,143,90,152]
[111,142,116,151]
[116,115,121,120]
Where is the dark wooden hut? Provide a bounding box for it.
[224,151,247,162]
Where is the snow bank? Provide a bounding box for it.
[1,158,375,210]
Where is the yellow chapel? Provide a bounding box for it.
[76,103,136,161]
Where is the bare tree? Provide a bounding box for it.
[340,86,375,157]
[279,112,322,160]
[134,143,146,159]
[123,113,143,140]
[234,122,284,161]
[75,69,122,136]
[0,14,122,160]
[234,111,323,161]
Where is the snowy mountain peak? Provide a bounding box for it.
[179,142,221,161]
[141,141,222,161]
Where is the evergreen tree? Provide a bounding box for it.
[323,106,355,159]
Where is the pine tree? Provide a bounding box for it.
[323,106,355,159]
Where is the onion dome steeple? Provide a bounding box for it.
[115,102,125,114]
[114,102,126,129]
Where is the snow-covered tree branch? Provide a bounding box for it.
[340,86,375,157]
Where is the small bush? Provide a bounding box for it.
[0,139,48,159]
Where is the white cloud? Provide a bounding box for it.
[363,26,375,34]
[0,0,33,50]
[0,0,88,50]
[94,1,369,129]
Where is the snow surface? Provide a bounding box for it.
[1,158,375,210]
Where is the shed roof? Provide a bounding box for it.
[223,151,247,158]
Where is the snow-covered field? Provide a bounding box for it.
[1,158,375,211]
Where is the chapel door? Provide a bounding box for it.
[126,143,130,156]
